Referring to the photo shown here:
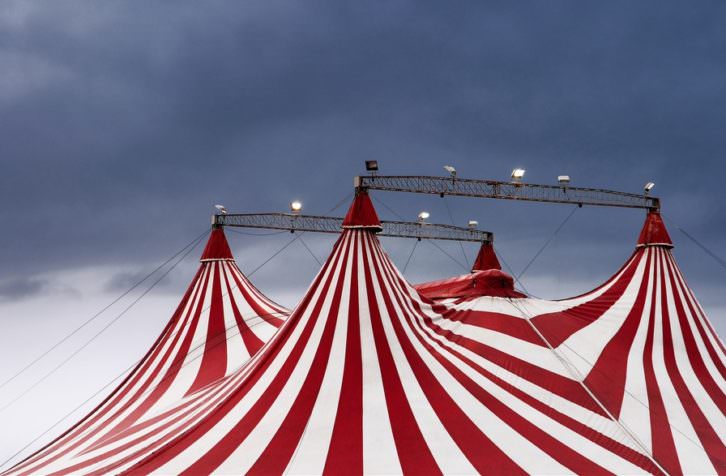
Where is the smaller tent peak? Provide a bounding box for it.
[342,189,382,232]
[472,241,501,272]
[200,227,234,261]
[637,211,673,248]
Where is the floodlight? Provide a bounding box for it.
[214,204,228,215]
[417,211,430,222]
[443,165,457,177]
[558,175,570,185]
[290,201,303,213]
[468,220,478,229]
[511,168,526,181]
[365,160,379,172]
[644,182,655,193]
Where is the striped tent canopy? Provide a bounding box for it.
[7,228,288,474]
[6,198,725,475]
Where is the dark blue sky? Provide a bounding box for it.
[1,0,725,463]
[2,1,724,292]
[1,0,724,313]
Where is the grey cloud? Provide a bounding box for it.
[0,276,48,301]
[0,0,723,320]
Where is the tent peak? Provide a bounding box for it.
[472,241,501,272]
[636,211,673,248]
[342,190,382,231]
[200,227,234,261]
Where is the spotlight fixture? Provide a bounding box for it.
[365,160,379,172]
[511,168,526,181]
[443,165,457,177]
[214,204,228,215]
[290,200,303,213]
[557,175,571,185]
[644,182,655,193]
[418,211,430,222]
[468,220,478,229]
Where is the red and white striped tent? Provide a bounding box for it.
[7,194,725,475]
[6,228,287,474]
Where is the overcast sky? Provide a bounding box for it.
[1,0,724,466]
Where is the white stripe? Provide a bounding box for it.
[220,264,251,374]
[649,250,715,474]
[619,249,656,453]
[282,234,355,474]
[358,237,402,474]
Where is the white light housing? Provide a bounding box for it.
[214,204,228,215]
[511,168,526,181]
[468,220,478,229]
[443,165,457,177]
[418,211,430,221]
[644,182,655,193]
[558,175,570,185]
[290,200,303,212]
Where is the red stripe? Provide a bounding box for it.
[530,252,641,347]
[228,262,286,327]
[438,308,543,345]
[221,265,265,356]
[642,250,682,475]
[669,257,726,380]
[323,235,363,474]
[415,306,607,416]
[187,262,228,394]
[584,250,650,418]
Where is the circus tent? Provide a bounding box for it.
[6,228,288,474]
[5,194,725,475]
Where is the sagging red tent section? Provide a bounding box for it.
[6,196,725,475]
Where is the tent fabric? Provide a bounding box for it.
[200,227,234,261]
[472,241,501,272]
[6,228,288,475]
[6,202,725,475]
[341,190,382,231]
[415,242,522,300]
[415,269,526,300]
[637,211,673,248]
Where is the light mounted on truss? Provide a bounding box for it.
[354,175,660,210]
[213,213,492,243]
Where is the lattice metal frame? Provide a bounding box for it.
[355,175,660,210]
[213,213,492,243]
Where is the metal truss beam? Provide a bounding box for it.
[213,213,491,243]
[355,175,659,210]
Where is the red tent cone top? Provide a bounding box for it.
[200,227,234,261]
[342,189,382,231]
[636,211,673,248]
[472,241,501,272]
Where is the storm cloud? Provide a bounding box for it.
[1,0,725,465]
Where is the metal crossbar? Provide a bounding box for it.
[213,213,491,243]
[355,175,659,210]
